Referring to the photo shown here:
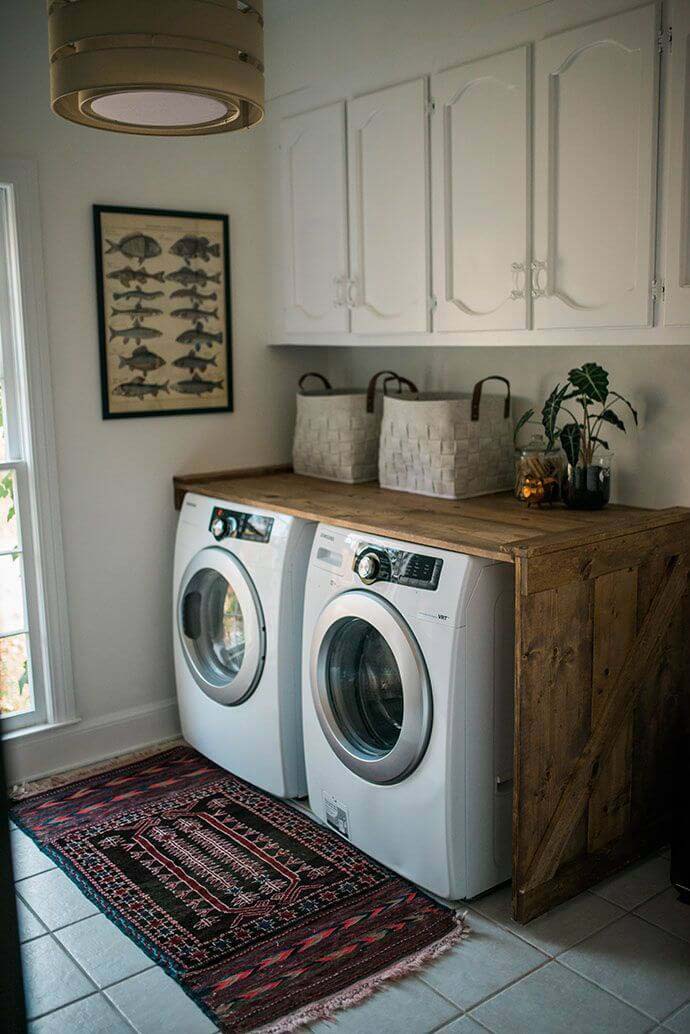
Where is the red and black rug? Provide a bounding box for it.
[11,744,465,1032]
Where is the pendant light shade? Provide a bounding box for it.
[47,0,264,136]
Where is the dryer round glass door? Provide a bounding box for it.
[177,547,265,705]
[310,590,432,784]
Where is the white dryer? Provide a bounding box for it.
[174,492,315,797]
[302,524,515,899]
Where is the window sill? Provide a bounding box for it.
[2,716,82,742]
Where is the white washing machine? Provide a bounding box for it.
[302,524,515,899]
[174,492,315,798]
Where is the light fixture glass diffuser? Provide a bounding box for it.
[47,0,264,136]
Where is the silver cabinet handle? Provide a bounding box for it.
[530,259,547,298]
[510,262,526,300]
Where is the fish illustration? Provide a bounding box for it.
[170,304,219,322]
[113,289,165,301]
[106,233,162,265]
[111,301,164,318]
[172,350,218,373]
[166,266,221,287]
[112,377,169,399]
[169,287,218,302]
[107,266,166,287]
[173,372,224,396]
[169,235,221,264]
[175,322,224,349]
[118,345,166,374]
[109,318,163,345]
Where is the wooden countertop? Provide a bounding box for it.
[173,465,690,563]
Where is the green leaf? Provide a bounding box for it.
[568,362,609,403]
[600,409,625,432]
[18,662,28,696]
[559,422,582,466]
[609,391,638,426]
[7,506,15,523]
[542,384,568,447]
[513,408,535,446]
[590,435,610,450]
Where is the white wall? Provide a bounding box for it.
[0,0,327,778]
[264,0,690,508]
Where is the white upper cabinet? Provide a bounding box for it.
[280,102,350,334]
[347,78,430,334]
[431,46,530,332]
[533,4,659,329]
[663,1,690,326]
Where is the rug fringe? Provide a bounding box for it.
[9,738,184,800]
[251,911,470,1034]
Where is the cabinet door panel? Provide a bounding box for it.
[534,4,658,329]
[348,78,429,334]
[432,46,529,332]
[664,2,690,325]
[281,102,349,334]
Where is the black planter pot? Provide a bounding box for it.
[562,458,612,510]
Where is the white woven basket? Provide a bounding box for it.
[293,371,418,483]
[378,376,514,499]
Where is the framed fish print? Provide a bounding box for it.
[93,205,232,418]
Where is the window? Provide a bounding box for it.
[0,161,74,734]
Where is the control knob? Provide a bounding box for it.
[356,552,380,583]
[211,517,227,541]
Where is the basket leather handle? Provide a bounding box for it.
[383,375,419,396]
[366,370,417,412]
[298,372,332,392]
[471,376,511,421]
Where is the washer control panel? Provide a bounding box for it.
[209,507,274,543]
[354,544,442,590]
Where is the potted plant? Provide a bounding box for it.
[516,363,638,510]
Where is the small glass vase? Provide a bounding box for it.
[562,453,612,510]
[514,435,565,506]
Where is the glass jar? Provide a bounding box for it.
[562,452,612,510]
[514,435,565,506]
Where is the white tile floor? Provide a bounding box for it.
[12,825,690,1033]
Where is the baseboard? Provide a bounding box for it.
[3,698,181,785]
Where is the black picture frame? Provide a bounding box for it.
[93,204,233,419]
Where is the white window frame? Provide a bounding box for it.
[0,159,75,736]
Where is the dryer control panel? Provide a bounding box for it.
[354,544,442,590]
[209,507,274,543]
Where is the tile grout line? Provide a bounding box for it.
[555,955,678,1026]
[418,955,552,1014]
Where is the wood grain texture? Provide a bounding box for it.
[172,469,688,563]
[587,568,637,853]
[523,554,689,894]
[512,579,593,912]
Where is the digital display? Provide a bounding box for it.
[355,545,443,591]
[243,515,274,542]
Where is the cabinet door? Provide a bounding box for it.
[664,2,690,325]
[533,4,658,329]
[431,46,529,332]
[348,78,429,334]
[280,102,350,334]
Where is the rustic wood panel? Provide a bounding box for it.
[173,469,687,564]
[587,568,637,853]
[519,522,690,594]
[512,577,593,913]
[521,554,689,899]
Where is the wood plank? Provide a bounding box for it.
[173,464,291,509]
[512,577,593,911]
[520,521,690,594]
[515,816,669,924]
[173,469,690,564]
[587,568,637,853]
[523,554,689,893]
[631,555,690,830]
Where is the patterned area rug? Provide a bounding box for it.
[11,745,466,1033]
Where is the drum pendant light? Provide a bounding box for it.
[47,0,264,136]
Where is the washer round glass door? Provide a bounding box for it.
[310,590,432,784]
[177,547,265,705]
